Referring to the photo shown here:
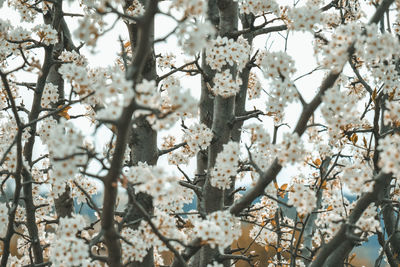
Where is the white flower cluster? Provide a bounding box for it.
[121,211,185,263]
[164,76,198,117]
[288,183,316,216]
[183,122,213,152]
[322,12,341,28]
[157,53,176,70]
[124,163,178,203]
[249,218,295,249]
[0,19,19,61]
[342,163,374,194]
[236,0,280,16]
[247,72,262,99]
[32,24,58,45]
[58,63,91,95]
[166,122,212,165]
[260,51,297,121]
[355,203,380,236]
[40,83,58,108]
[50,215,89,266]
[246,124,275,172]
[261,51,296,80]
[385,100,400,124]
[370,62,400,95]
[249,196,278,225]
[70,175,98,205]
[125,0,145,17]
[74,16,102,47]
[38,116,57,143]
[59,50,87,66]
[9,0,37,22]
[0,118,30,173]
[193,210,241,252]
[357,24,400,63]
[378,134,400,178]
[287,5,322,32]
[206,36,251,72]
[0,202,8,237]
[320,87,359,145]
[121,226,153,263]
[135,79,160,109]
[315,191,348,240]
[47,120,86,196]
[170,0,207,16]
[8,26,31,41]
[177,20,215,56]
[276,133,305,166]
[210,141,240,189]
[212,69,242,98]
[320,22,360,71]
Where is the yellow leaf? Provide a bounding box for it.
[327,205,333,211]
[271,219,276,227]
[389,90,395,101]
[321,180,327,189]
[264,246,269,252]
[363,136,368,148]
[124,41,130,48]
[313,158,321,167]
[277,247,283,253]
[371,88,377,102]
[351,133,358,145]
[280,183,288,191]
[58,105,71,120]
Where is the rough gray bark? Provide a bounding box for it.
[100,0,159,266]
[200,0,238,266]
[123,1,158,266]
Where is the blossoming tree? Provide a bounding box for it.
[1,0,400,266]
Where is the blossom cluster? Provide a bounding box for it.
[355,203,380,236]
[49,215,91,266]
[121,211,185,263]
[162,76,198,119]
[0,202,8,237]
[385,100,400,125]
[288,183,316,215]
[212,69,242,98]
[211,141,240,189]
[125,0,145,17]
[124,163,190,210]
[46,120,86,196]
[320,86,359,145]
[177,20,215,56]
[356,24,400,63]
[193,210,241,252]
[378,134,400,178]
[236,0,280,16]
[170,0,207,16]
[206,36,251,72]
[275,133,305,166]
[183,122,213,153]
[320,22,360,71]
[260,51,297,121]
[370,62,400,95]
[249,218,295,249]
[40,83,58,108]
[32,24,58,45]
[287,5,322,32]
[342,162,374,194]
